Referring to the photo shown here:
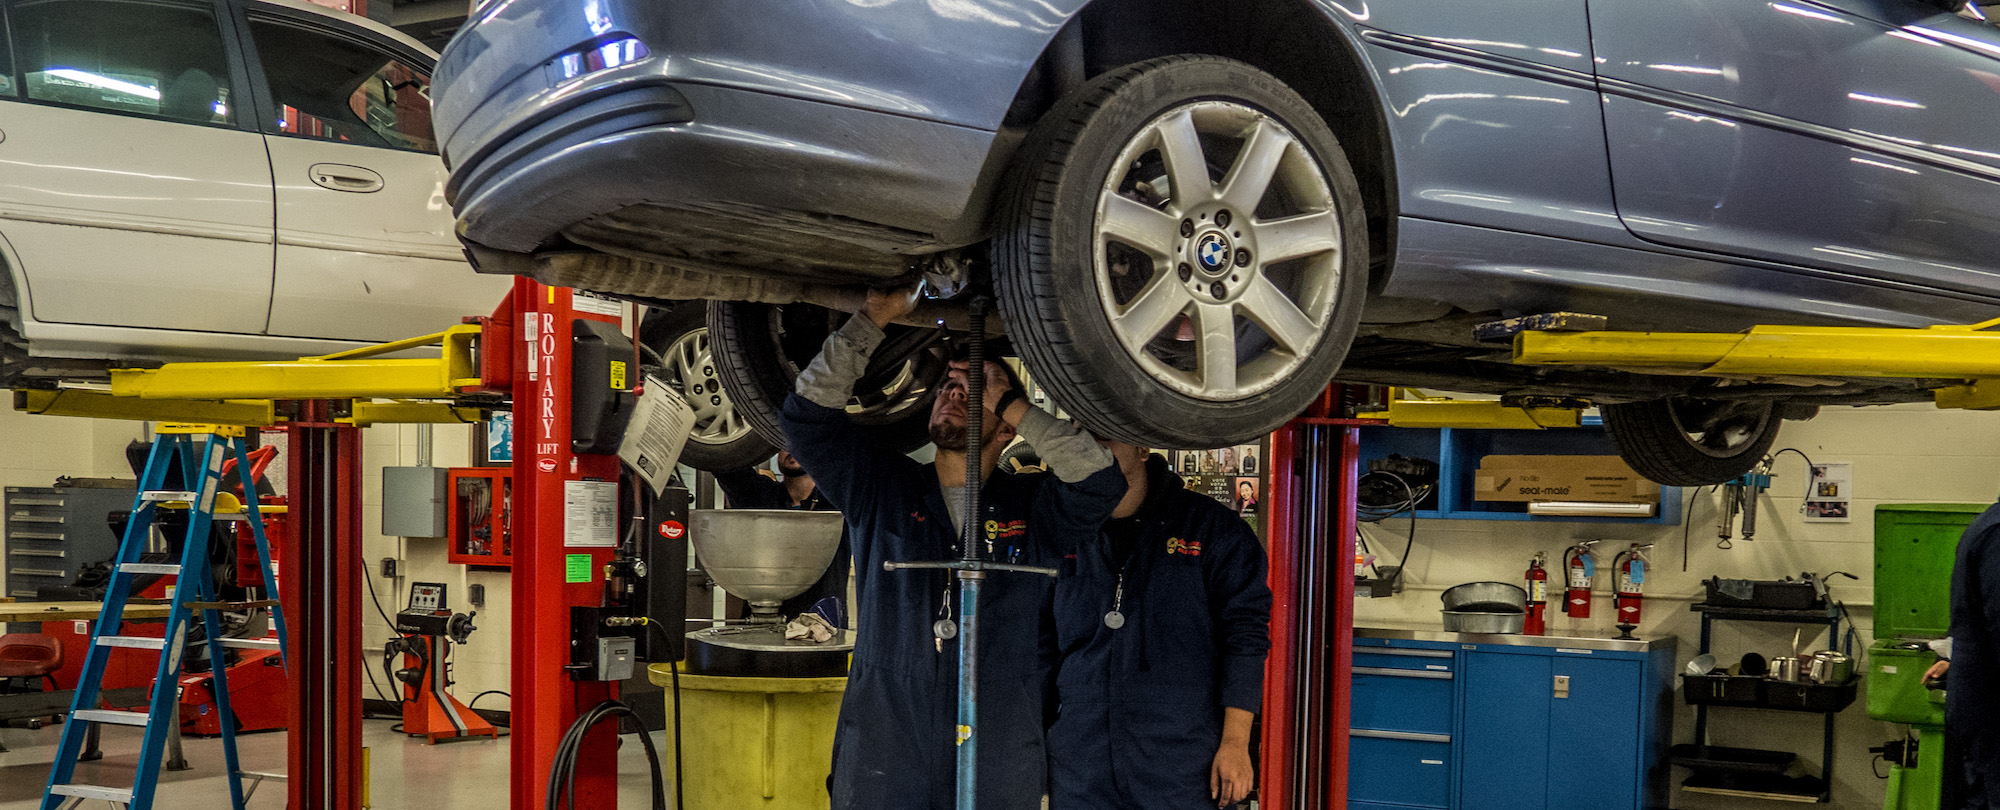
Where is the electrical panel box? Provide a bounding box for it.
[382,467,448,538]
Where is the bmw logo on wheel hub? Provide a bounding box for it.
[1196,232,1233,275]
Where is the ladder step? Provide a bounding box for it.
[96,635,166,650]
[219,637,280,650]
[71,709,150,727]
[138,490,199,503]
[119,562,181,576]
[49,784,134,803]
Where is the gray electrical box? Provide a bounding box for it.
[381,467,448,537]
[597,637,637,682]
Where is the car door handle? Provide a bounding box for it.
[309,163,384,193]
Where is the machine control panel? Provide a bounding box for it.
[408,582,446,613]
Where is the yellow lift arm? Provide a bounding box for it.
[14,324,492,426]
[1511,317,2000,410]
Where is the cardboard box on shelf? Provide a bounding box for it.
[1472,455,1661,504]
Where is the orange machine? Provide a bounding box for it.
[388,582,495,743]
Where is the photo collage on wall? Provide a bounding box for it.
[1171,441,1266,535]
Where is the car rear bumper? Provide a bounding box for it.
[442,54,1001,262]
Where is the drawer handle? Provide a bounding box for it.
[1353,666,1453,680]
[1350,729,1452,743]
[8,515,64,523]
[8,589,37,598]
[8,549,64,558]
[9,567,65,577]
[10,497,64,506]
[9,531,65,540]
[1357,647,1452,659]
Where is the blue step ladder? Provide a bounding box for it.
[41,425,289,810]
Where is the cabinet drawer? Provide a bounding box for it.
[1356,647,1454,673]
[1349,734,1451,808]
[1352,668,1453,735]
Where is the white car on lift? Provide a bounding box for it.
[0,0,510,384]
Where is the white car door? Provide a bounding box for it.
[240,7,509,342]
[0,0,274,334]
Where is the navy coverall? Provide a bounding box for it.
[1049,455,1272,809]
[714,468,846,618]
[781,387,1124,807]
[1947,500,2000,809]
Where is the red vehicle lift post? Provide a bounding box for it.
[1259,390,1368,810]
[505,278,625,809]
[284,402,366,809]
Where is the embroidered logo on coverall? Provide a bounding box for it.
[1166,537,1203,556]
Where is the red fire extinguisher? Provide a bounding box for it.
[1613,544,1652,637]
[1562,541,1599,619]
[1524,553,1549,636]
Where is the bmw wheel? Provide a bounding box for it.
[1601,398,1782,486]
[708,301,944,455]
[640,303,776,471]
[994,55,1368,449]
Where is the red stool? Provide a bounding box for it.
[0,633,63,692]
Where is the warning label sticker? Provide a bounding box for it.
[564,479,618,547]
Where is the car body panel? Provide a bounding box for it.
[0,84,277,335]
[1383,218,2000,334]
[1360,39,1620,247]
[3,0,511,367]
[1337,0,1597,73]
[265,136,508,341]
[448,78,997,258]
[437,0,1083,141]
[1590,0,2000,294]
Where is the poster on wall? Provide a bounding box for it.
[1171,442,1266,534]
[1803,461,1852,522]
[485,412,513,464]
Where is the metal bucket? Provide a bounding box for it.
[1442,610,1526,634]
[1810,650,1854,684]
[1440,581,1528,612]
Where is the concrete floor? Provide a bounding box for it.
[0,719,675,808]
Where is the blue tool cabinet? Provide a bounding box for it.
[1350,631,1676,810]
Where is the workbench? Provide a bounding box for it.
[0,601,171,623]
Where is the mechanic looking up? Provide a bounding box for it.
[1934,495,2000,809]
[779,283,1126,810]
[1050,440,1272,810]
[715,450,847,620]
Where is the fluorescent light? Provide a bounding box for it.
[45,68,159,100]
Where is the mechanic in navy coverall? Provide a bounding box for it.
[1049,440,1272,809]
[1934,498,2000,809]
[779,284,1126,810]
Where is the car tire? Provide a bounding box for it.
[707,301,941,455]
[1601,398,1782,486]
[640,302,776,471]
[993,55,1369,449]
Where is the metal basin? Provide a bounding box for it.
[1442,610,1527,634]
[1441,581,1527,612]
[691,510,844,610]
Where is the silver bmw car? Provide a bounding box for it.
[434,0,2000,485]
